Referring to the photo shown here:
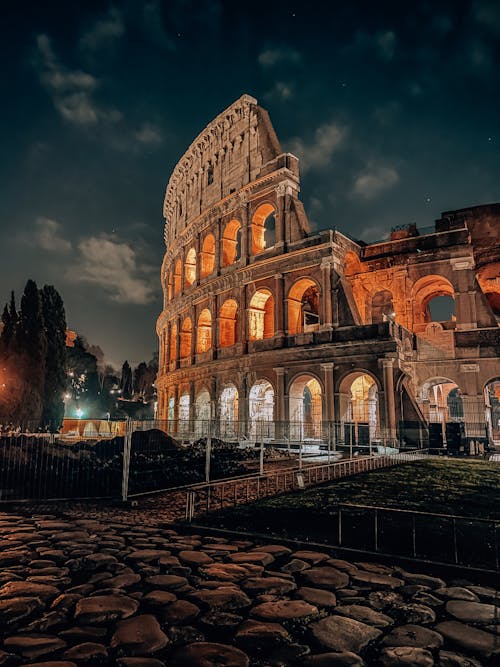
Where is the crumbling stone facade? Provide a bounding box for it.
[156,95,500,447]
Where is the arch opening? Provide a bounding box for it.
[195,389,211,436]
[184,248,196,287]
[251,203,276,255]
[173,259,182,296]
[200,234,215,278]
[421,378,464,449]
[219,299,238,347]
[179,317,192,360]
[249,380,275,440]
[338,372,380,448]
[288,279,320,334]
[289,375,322,440]
[179,392,190,433]
[196,309,212,353]
[485,379,500,445]
[219,384,239,438]
[412,275,455,330]
[222,219,242,267]
[169,324,178,364]
[249,290,275,340]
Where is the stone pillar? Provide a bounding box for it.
[210,376,217,420]
[195,234,201,285]
[240,203,250,264]
[189,380,195,431]
[451,258,477,330]
[190,308,196,364]
[321,258,333,330]
[380,358,397,444]
[274,367,287,423]
[240,373,249,435]
[214,220,221,276]
[175,317,181,369]
[275,185,286,248]
[274,273,285,336]
[321,363,335,422]
[240,285,248,353]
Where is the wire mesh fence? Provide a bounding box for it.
[0,415,494,502]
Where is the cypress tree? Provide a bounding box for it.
[1,291,17,352]
[40,285,67,431]
[120,360,133,399]
[17,279,47,426]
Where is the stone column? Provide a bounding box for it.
[214,220,221,276]
[274,367,287,424]
[274,273,285,336]
[321,363,335,422]
[275,184,286,248]
[380,358,397,444]
[240,285,248,353]
[321,258,333,330]
[210,294,217,360]
[451,258,477,330]
[240,373,249,436]
[189,380,195,431]
[175,317,181,370]
[195,234,201,285]
[240,202,250,264]
[190,308,196,365]
[210,376,217,420]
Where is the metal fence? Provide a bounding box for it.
[334,504,499,571]
[182,450,428,520]
[0,415,493,502]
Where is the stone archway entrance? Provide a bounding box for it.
[339,373,380,449]
[421,378,464,449]
[289,375,322,441]
[219,384,239,439]
[195,389,211,437]
[249,380,275,441]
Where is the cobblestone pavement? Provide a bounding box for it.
[0,510,499,666]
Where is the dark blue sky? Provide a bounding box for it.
[1,0,499,368]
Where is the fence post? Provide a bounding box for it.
[374,508,378,552]
[121,418,132,502]
[452,518,458,565]
[338,506,342,546]
[205,421,212,483]
[327,423,331,464]
[259,422,264,476]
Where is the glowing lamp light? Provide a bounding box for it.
[75,408,84,418]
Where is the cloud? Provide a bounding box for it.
[34,34,121,126]
[35,218,72,253]
[472,1,500,36]
[71,235,156,304]
[375,31,396,62]
[80,7,125,53]
[134,123,163,146]
[263,81,294,103]
[352,164,400,200]
[287,123,347,173]
[258,47,302,67]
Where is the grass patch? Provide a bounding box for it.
[196,459,500,542]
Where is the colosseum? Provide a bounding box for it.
[156,94,500,451]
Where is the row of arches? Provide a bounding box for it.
[162,279,322,364]
[166,204,277,301]
[163,372,381,442]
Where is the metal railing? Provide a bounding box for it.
[335,503,499,571]
[183,450,428,521]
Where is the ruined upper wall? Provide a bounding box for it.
[163,94,283,246]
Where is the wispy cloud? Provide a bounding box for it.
[352,163,400,200]
[80,7,125,54]
[35,34,122,125]
[258,47,302,67]
[35,217,72,253]
[263,81,294,102]
[287,123,347,173]
[346,30,397,62]
[134,123,163,146]
[70,234,156,304]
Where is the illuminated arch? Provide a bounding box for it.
[219,383,239,437]
[338,371,380,445]
[288,278,320,334]
[200,233,215,278]
[173,259,182,296]
[195,388,211,435]
[179,317,192,360]
[289,374,322,440]
[179,391,190,432]
[169,323,178,363]
[412,275,455,329]
[249,380,275,440]
[219,299,238,347]
[249,289,275,340]
[222,219,241,267]
[184,248,196,287]
[197,308,212,353]
[251,203,276,255]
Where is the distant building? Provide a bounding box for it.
[156,95,500,448]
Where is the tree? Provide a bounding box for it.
[0,291,17,352]
[40,285,67,431]
[120,360,133,399]
[66,336,101,417]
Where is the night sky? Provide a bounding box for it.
[1,1,499,369]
